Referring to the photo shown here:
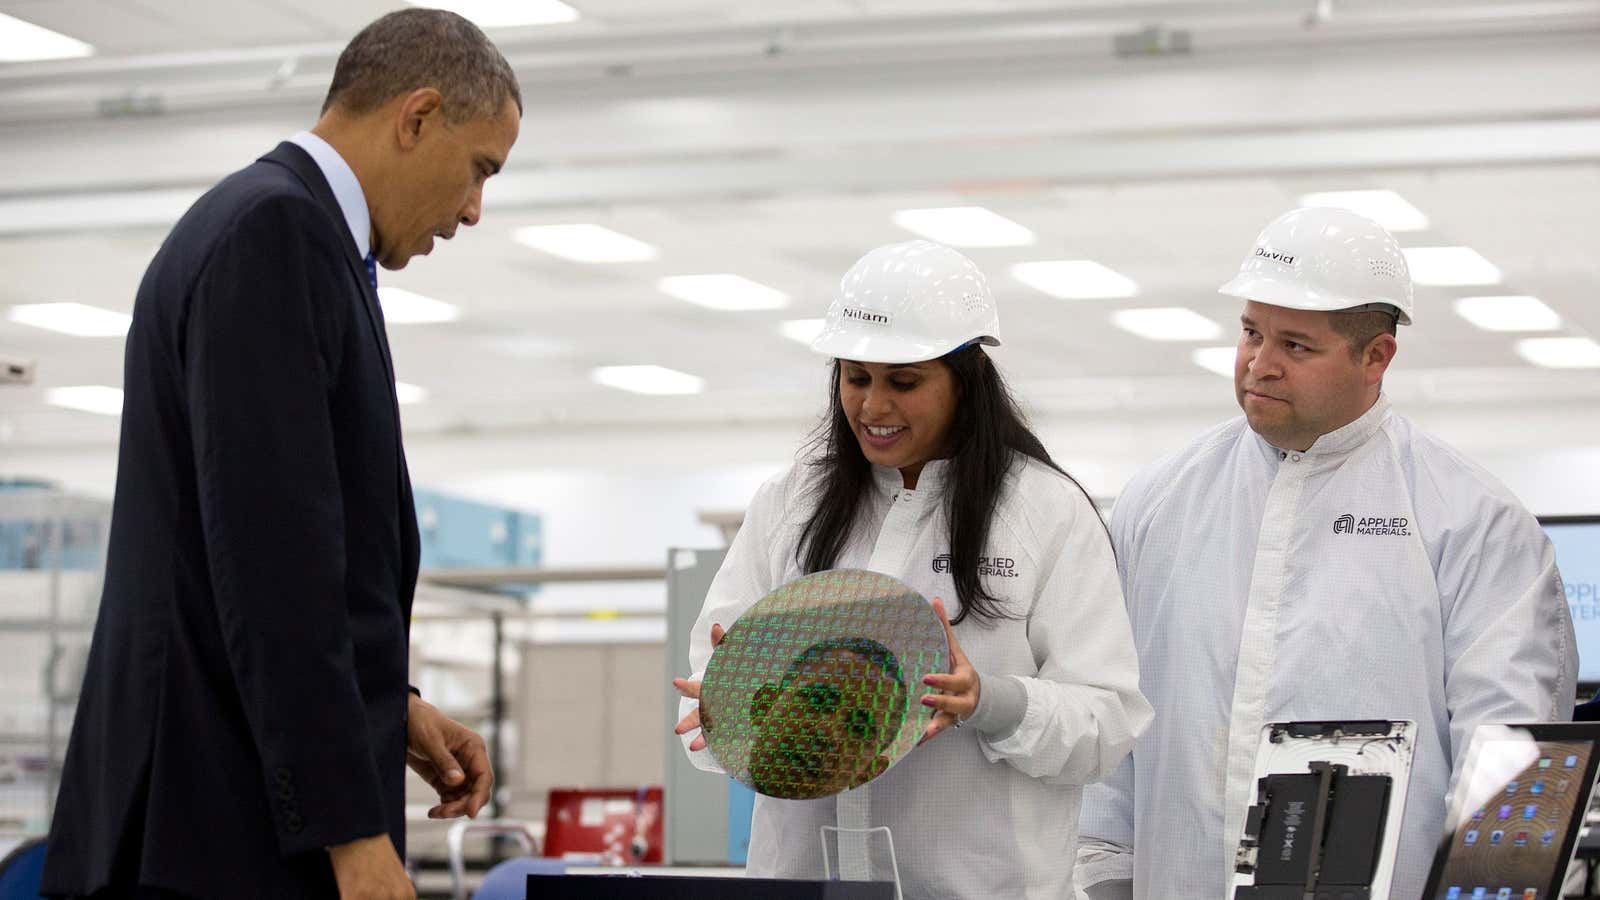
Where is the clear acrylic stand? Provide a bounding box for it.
[820,825,903,900]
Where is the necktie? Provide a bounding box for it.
[364,252,378,294]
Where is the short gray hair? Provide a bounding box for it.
[322,9,522,124]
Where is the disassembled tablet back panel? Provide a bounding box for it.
[1232,720,1417,900]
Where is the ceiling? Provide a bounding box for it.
[0,0,1598,451]
[4,163,1599,446]
[0,0,1199,57]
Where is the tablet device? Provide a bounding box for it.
[1419,722,1600,900]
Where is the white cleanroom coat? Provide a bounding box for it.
[683,456,1152,900]
[1077,396,1576,900]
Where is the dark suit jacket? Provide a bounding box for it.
[42,142,422,899]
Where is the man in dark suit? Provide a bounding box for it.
[41,10,522,899]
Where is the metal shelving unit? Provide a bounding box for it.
[0,485,110,858]
[406,564,670,898]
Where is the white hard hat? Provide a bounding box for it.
[810,240,1001,364]
[1217,207,1414,325]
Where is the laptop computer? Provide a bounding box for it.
[1419,722,1600,900]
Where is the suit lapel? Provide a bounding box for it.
[259,142,418,579]
[259,142,399,388]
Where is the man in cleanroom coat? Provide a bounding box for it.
[1075,207,1577,900]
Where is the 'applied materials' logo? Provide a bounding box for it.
[1333,513,1411,537]
[931,554,1020,578]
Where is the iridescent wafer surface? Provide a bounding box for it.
[700,569,949,799]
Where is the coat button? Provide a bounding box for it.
[278,784,295,801]
[274,768,293,785]
[284,812,303,833]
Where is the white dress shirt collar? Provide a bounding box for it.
[287,131,371,260]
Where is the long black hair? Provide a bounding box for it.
[795,345,1101,625]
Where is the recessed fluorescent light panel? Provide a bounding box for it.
[1192,346,1237,377]
[46,385,123,416]
[658,274,789,311]
[1454,296,1561,332]
[1402,247,1502,286]
[1515,336,1600,369]
[1010,260,1138,299]
[1296,190,1430,232]
[591,365,706,395]
[512,224,658,263]
[1113,307,1222,341]
[7,302,130,337]
[378,287,460,324]
[780,319,826,345]
[404,0,579,28]
[0,187,200,236]
[0,12,93,62]
[395,382,428,405]
[891,207,1036,247]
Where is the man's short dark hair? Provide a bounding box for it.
[322,9,522,124]
[1330,308,1398,359]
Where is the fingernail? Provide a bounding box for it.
[922,675,935,685]
[448,769,463,781]
[921,696,935,707]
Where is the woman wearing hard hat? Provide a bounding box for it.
[672,240,1152,898]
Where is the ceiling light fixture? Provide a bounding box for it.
[658,274,789,311]
[1010,260,1138,299]
[7,302,131,337]
[1296,190,1430,232]
[403,0,579,28]
[1112,307,1223,341]
[891,206,1036,247]
[591,365,706,395]
[512,224,658,263]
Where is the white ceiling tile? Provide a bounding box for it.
[122,0,328,47]
[2,141,1598,444]
[254,0,399,37]
[2,0,179,54]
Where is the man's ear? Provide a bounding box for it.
[750,684,779,723]
[394,87,444,150]
[1365,332,1398,387]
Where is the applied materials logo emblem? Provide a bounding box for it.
[1332,514,1412,536]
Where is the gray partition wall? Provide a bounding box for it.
[663,547,731,865]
